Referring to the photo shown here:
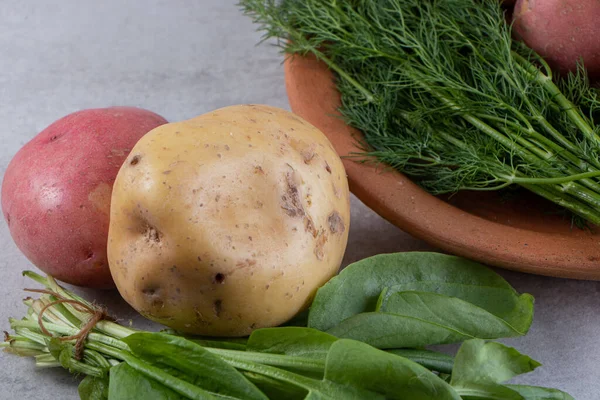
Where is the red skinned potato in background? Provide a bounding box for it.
[1,107,167,288]
[513,0,600,81]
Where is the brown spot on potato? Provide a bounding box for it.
[213,300,223,317]
[5,213,10,226]
[49,135,59,142]
[325,162,332,174]
[162,170,172,175]
[142,285,160,297]
[314,229,328,260]
[254,165,264,174]
[236,259,257,269]
[281,169,304,218]
[281,168,318,236]
[214,273,226,284]
[328,211,345,234]
[197,256,202,262]
[305,217,317,237]
[130,155,141,165]
[143,224,161,243]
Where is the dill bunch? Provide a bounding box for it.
[241,0,600,225]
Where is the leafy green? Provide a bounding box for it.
[328,290,530,348]
[79,376,109,400]
[454,383,525,400]
[230,338,462,399]
[248,327,457,375]
[327,311,471,348]
[241,372,307,400]
[4,269,574,400]
[108,363,184,400]
[451,340,541,386]
[240,0,600,225]
[122,332,267,400]
[505,385,575,400]
[385,349,454,374]
[309,253,533,336]
[450,340,549,400]
[324,339,461,399]
[247,327,337,359]
[380,290,531,336]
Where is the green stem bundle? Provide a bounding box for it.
[1,272,457,399]
[2,265,574,399]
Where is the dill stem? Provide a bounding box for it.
[429,87,600,204]
[498,68,583,158]
[520,184,600,225]
[498,127,600,196]
[312,49,375,102]
[503,171,600,185]
[511,51,600,145]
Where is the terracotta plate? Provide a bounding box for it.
[284,54,600,280]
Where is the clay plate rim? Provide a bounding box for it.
[284,54,600,280]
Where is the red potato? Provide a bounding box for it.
[1,107,167,288]
[513,0,600,81]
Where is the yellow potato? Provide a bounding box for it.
[108,105,350,336]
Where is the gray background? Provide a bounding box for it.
[0,1,598,399]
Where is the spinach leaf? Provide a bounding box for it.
[248,327,457,375]
[79,375,109,400]
[108,363,184,400]
[241,371,308,400]
[308,253,533,333]
[324,339,461,399]
[122,332,267,400]
[327,311,468,348]
[450,340,540,386]
[454,383,525,399]
[247,327,337,359]
[188,339,247,351]
[448,340,566,400]
[224,356,378,399]
[381,290,531,336]
[385,349,454,374]
[505,385,575,400]
[330,291,532,348]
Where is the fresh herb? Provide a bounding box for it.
[2,265,571,399]
[240,0,600,225]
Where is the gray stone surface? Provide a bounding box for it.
[0,1,598,399]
